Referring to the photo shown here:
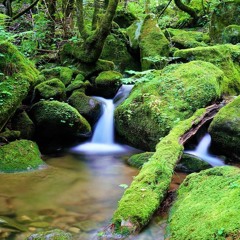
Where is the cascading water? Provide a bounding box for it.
[185,133,225,166]
[71,85,134,154]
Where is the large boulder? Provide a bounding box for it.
[33,78,66,102]
[209,0,240,43]
[115,61,225,150]
[167,166,240,239]
[113,9,137,28]
[222,25,240,45]
[209,96,240,162]
[174,44,240,95]
[30,100,91,140]
[139,15,170,70]
[0,41,39,131]
[68,91,101,125]
[0,140,44,173]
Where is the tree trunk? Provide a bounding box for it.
[174,0,198,24]
[104,103,222,237]
[76,0,119,63]
[46,0,57,42]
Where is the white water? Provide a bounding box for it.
[71,85,134,155]
[185,133,225,166]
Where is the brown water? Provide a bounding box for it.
[0,150,187,240]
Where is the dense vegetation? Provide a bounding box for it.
[0,0,239,239]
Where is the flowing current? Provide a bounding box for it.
[71,85,134,154]
[185,133,225,166]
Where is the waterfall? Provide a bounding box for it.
[71,85,134,155]
[185,133,225,166]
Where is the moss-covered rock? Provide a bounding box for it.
[222,25,240,45]
[127,152,154,169]
[27,229,72,240]
[68,91,101,125]
[139,15,170,70]
[66,73,86,95]
[11,111,35,139]
[40,67,74,86]
[0,129,20,142]
[164,28,210,49]
[0,41,39,131]
[115,61,224,150]
[33,78,66,102]
[175,153,212,173]
[167,166,240,239]
[0,140,44,173]
[209,96,240,162]
[113,9,137,28]
[30,100,91,140]
[209,0,240,43]
[101,32,140,72]
[91,71,122,98]
[174,44,240,95]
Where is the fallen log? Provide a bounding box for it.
[103,103,222,238]
[0,41,39,131]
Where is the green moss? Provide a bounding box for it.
[11,111,35,139]
[222,25,240,45]
[167,166,240,239]
[40,67,74,86]
[175,153,212,173]
[0,41,39,131]
[127,152,154,169]
[209,96,240,161]
[174,44,240,95]
[30,100,91,140]
[101,32,140,72]
[93,71,122,98]
[0,140,44,173]
[209,0,240,43]
[0,129,20,142]
[68,91,101,125]
[113,9,137,28]
[66,73,86,94]
[139,15,170,70]
[115,61,223,150]
[112,108,206,232]
[165,28,210,49]
[33,78,66,102]
[27,229,72,240]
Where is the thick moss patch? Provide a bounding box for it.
[139,15,170,70]
[30,100,91,140]
[174,44,240,95]
[33,78,66,102]
[115,61,223,150]
[167,166,240,240]
[209,96,240,162]
[0,140,44,173]
[0,41,39,131]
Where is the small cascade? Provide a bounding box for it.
[71,85,134,155]
[185,133,225,166]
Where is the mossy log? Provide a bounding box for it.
[104,103,221,237]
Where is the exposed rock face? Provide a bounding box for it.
[115,61,224,150]
[30,100,91,141]
[168,166,240,240]
[209,0,240,43]
[209,96,240,162]
[0,140,44,173]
